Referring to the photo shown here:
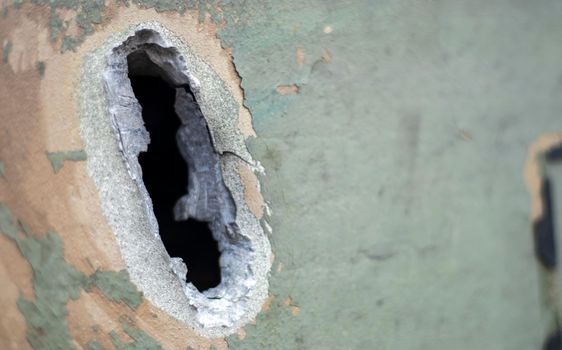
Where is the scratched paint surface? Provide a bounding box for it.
[1,0,562,349]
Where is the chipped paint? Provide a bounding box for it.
[86,270,142,309]
[237,163,265,219]
[2,39,12,63]
[87,340,103,350]
[524,133,562,222]
[109,322,162,350]
[0,160,5,178]
[46,150,87,173]
[3,0,234,53]
[237,327,246,341]
[296,47,305,67]
[0,203,163,349]
[275,85,299,95]
[131,0,187,14]
[2,1,562,349]
[36,61,45,78]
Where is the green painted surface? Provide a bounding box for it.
[0,160,5,178]
[46,150,87,173]
[2,40,12,63]
[0,205,87,349]
[86,270,142,309]
[0,204,160,349]
[109,322,162,350]
[87,340,104,350]
[36,61,45,79]
[219,1,561,349]
[130,0,187,13]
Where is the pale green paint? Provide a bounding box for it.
[46,150,87,173]
[130,0,187,13]
[0,204,161,349]
[221,1,561,349]
[86,270,142,309]
[1,203,87,349]
[87,340,104,350]
[109,322,162,350]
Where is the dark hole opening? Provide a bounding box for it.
[534,144,562,270]
[128,72,221,292]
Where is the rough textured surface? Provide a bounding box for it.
[0,204,159,350]
[81,24,271,337]
[2,0,562,349]
[86,270,143,309]
[220,1,562,349]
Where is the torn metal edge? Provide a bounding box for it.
[79,22,271,338]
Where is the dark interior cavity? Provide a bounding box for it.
[533,144,562,270]
[128,67,221,292]
[533,177,557,269]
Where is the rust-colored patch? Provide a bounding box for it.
[261,294,275,312]
[276,84,299,95]
[290,306,301,316]
[283,296,300,316]
[296,47,305,67]
[321,49,332,63]
[524,133,562,221]
[237,327,246,341]
[237,163,265,219]
[459,129,473,141]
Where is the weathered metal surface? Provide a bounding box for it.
[1,0,562,349]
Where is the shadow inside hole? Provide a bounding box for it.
[128,73,222,292]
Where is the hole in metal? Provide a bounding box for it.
[129,73,221,292]
[85,25,273,335]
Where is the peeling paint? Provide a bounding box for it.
[109,322,162,350]
[2,1,560,349]
[86,270,142,309]
[46,150,87,173]
[2,40,12,63]
[0,203,162,349]
[275,84,299,95]
[0,203,87,349]
[130,0,187,14]
[0,160,5,178]
[296,47,305,67]
[7,0,233,53]
[36,61,45,78]
[87,340,103,350]
[80,23,271,337]
[524,132,562,346]
[524,133,562,222]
